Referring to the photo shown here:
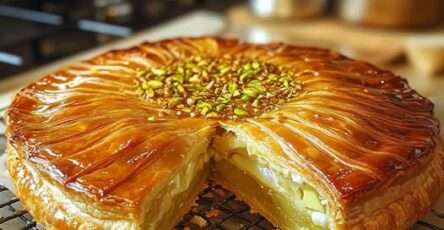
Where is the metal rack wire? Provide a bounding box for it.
[0,107,443,230]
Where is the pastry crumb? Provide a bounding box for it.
[190,215,208,227]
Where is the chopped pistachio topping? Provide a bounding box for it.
[136,55,302,119]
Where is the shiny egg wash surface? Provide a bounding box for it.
[135,55,302,119]
[6,37,439,214]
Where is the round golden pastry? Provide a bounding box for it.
[4,37,444,230]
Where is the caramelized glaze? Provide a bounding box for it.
[5,37,439,209]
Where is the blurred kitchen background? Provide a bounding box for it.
[1,0,444,75]
[2,0,444,229]
[0,0,443,76]
[0,0,241,78]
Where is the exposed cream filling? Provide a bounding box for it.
[212,132,329,228]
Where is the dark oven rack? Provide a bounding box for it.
[0,107,443,230]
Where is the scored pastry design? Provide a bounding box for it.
[4,37,444,230]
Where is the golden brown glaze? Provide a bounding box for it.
[5,37,441,227]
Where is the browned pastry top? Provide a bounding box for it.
[5,37,439,210]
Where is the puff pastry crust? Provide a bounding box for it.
[5,37,444,229]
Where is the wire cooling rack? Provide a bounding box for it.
[0,107,443,230]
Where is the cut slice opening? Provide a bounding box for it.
[211,131,330,230]
[139,128,331,230]
[140,135,213,230]
[142,161,210,230]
